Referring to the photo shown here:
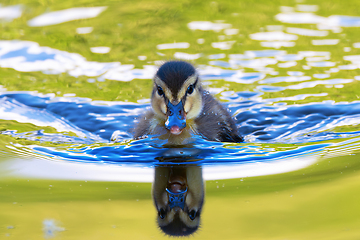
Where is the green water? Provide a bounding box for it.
[1,0,360,239]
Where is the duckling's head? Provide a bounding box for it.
[152,61,203,135]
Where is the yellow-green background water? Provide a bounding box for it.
[1,153,360,239]
[1,0,360,239]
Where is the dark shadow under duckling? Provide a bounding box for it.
[134,60,243,145]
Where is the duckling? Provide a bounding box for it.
[152,165,204,236]
[134,60,243,145]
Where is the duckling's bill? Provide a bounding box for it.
[165,101,186,135]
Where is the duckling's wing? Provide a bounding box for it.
[195,93,243,143]
[133,110,155,139]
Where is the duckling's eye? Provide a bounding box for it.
[157,86,164,96]
[187,85,194,95]
[159,208,166,219]
[189,210,197,220]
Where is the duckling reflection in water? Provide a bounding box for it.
[153,165,204,236]
[134,61,243,145]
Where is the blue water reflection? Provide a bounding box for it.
[1,92,360,167]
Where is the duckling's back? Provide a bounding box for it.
[194,91,243,143]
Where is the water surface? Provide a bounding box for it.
[1,0,360,239]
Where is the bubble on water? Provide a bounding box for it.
[28,7,107,27]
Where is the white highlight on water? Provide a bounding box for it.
[211,41,236,50]
[187,21,232,31]
[313,74,330,79]
[260,41,296,49]
[90,46,111,54]
[353,42,360,48]
[286,27,328,37]
[250,31,298,41]
[296,4,319,12]
[276,12,326,24]
[156,42,190,50]
[312,39,340,45]
[138,55,147,61]
[197,38,205,44]
[76,27,93,34]
[28,6,107,27]
[0,4,22,21]
[174,52,201,60]
[224,28,239,35]
[0,153,318,181]
[280,6,294,13]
